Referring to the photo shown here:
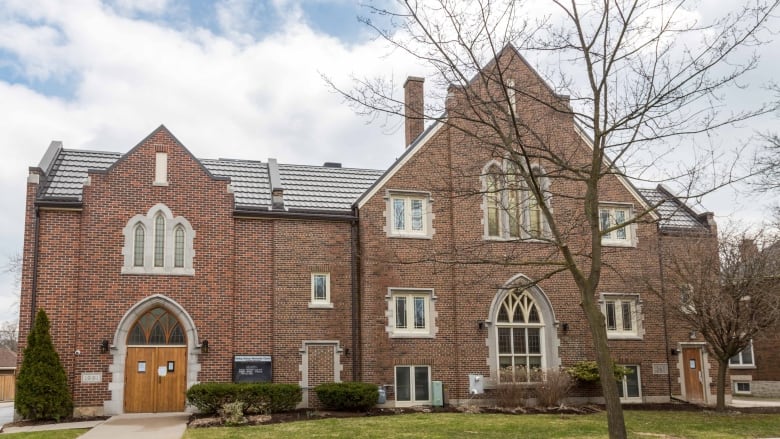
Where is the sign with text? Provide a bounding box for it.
[233,355,272,383]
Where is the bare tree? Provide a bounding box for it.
[660,227,780,410]
[0,320,18,352]
[331,1,779,437]
[758,133,780,192]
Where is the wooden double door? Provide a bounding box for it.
[125,346,187,413]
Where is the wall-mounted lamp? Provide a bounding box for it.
[561,323,569,333]
[477,320,485,330]
[670,348,679,356]
[100,340,110,354]
[344,348,350,356]
[200,340,209,354]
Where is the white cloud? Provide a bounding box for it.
[0,0,777,324]
[0,0,424,320]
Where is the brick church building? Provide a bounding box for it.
[19,47,731,416]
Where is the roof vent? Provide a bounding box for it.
[323,162,342,168]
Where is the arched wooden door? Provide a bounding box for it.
[124,307,187,413]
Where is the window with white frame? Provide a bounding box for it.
[387,289,435,338]
[734,381,751,394]
[617,365,641,400]
[729,342,755,367]
[600,294,641,339]
[484,161,549,240]
[122,204,195,275]
[496,288,545,382]
[395,365,431,405]
[309,273,333,308]
[387,192,430,238]
[599,205,634,246]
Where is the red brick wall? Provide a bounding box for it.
[18,127,358,410]
[356,48,716,403]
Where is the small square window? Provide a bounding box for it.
[388,289,435,338]
[387,193,431,238]
[309,273,333,309]
[734,381,751,394]
[599,205,634,246]
[601,294,642,339]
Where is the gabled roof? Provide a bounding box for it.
[0,347,16,369]
[35,147,383,214]
[38,149,121,201]
[638,186,712,232]
[200,159,383,213]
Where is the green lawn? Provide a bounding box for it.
[182,411,780,439]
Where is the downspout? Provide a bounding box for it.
[350,206,361,382]
[29,205,41,331]
[656,222,673,400]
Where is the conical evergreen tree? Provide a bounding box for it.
[16,309,73,421]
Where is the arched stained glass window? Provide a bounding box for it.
[127,308,186,345]
[496,289,544,382]
[174,226,185,268]
[486,166,502,237]
[154,215,165,267]
[133,224,145,267]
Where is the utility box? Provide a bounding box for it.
[468,374,484,395]
[432,381,443,406]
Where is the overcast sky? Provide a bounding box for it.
[0,0,778,324]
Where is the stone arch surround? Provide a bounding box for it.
[104,294,203,414]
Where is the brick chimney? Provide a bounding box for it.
[404,76,425,147]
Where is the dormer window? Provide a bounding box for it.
[122,204,195,275]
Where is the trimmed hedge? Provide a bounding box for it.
[186,382,301,414]
[314,382,378,411]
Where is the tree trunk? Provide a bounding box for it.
[582,295,627,439]
[716,358,728,411]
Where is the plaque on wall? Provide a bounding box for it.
[233,355,272,383]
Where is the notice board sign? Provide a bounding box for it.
[233,355,272,383]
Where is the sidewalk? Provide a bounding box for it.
[731,397,780,408]
[3,412,190,438]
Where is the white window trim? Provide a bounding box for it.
[386,288,437,338]
[121,203,195,276]
[732,376,752,395]
[481,160,551,241]
[599,204,637,247]
[599,293,643,340]
[309,272,333,309]
[729,341,755,369]
[394,365,432,407]
[385,191,434,239]
[618,364,642,402]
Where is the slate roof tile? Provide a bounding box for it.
[39,150,384,212]
[639,188,709,231]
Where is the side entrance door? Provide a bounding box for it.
[125,346,187,412]
[682,347,704,402]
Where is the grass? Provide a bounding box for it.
[0,429,88,438]
[183,411,780,439]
